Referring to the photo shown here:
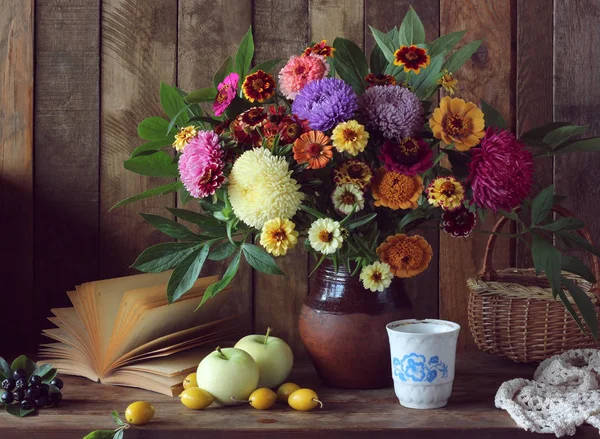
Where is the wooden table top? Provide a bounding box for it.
[0,352,594,438]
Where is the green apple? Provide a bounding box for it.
[235,328,294,389]
[196,347,259,406]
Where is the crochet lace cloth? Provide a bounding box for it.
[495,349,600,437]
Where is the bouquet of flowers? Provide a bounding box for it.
[116,8,600,335]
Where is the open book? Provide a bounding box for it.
[39,272,242,396]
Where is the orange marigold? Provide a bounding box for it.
[376,234,432,278]
[370,167,423,210]
[293,130,333,169]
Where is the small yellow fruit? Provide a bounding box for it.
[180,387,214,410]
[125,401,155,425]
[183,373,198,390]
[248,388,277,410]
[288,388,323,411]
[276,382,300,402]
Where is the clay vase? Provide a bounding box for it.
[298,261,411,389]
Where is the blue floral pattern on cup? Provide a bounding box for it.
[393,353,449,383]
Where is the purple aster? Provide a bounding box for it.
[359,85,424,140]
[292,78,358,131]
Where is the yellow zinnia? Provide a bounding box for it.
[370,167,423,210]
[360,262,394,292]
[173,125,197,152]
[426,176,465,211]
[331,120,369,156]
[437,70,459,96]
[260,218,299,257]
[429,96,485,151]
[376,234,432,278]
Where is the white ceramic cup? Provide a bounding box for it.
[386,319,460,409]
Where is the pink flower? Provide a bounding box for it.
[468,128,534,212]
[379,137,433,176]
[213,72,239,116]
[278,54,330,100]
[178,130,225,198]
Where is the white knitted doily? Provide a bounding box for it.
[495,349,600,437]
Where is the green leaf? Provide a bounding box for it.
[160,81,189,125]
[109,182,182,211]
[132,242,202,273]
[167,245,210,303]
[31,364,52,380]
[537,216,585,232]
[111,410,125,427]
[208,241,237,261]
[345,213,377,231]
[411,54,444,99]
[481,100,507,130]
[553,137,600,154]
[179,186,193,205]
[199,199,224,213]
[542,124,588,149]
[11,355,37,376]
[113,430,124,439]
[83,431,116,439]
[165,208,226,237]
[398,208,430,232]
[213,56,233,88]
[140,213,202,241]
[428,30,466,58]
[442,40,483,74]
[561,255,596,283]
[248,59,281,75]
[562,277,599,340]
[520,122,572,143]
[531,234,562,297]
[235,26,254,89]
[530,184,554,226]
[299,205,326,219]
[369,45,388,75]
[556,287,584,333]
[138,116,173,141]
[369,26,396,62]
[0,357,11,381]
[41,368,57,384]
[5,404,35,417]
[332,37,369,94]
[130,138,173,158]
[398,6,425,45]
[242,244,284,275]
[185,87,217,104]
[557,231,600,258]
[123,151,178,178]
[166,104,192,136]
[198,250,242,309]
[309,254,328,277]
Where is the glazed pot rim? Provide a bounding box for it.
[386,318,460,335]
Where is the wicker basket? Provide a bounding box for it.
[467,206,600,363]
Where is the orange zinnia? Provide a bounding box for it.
[370,167,423,210]
[377,234,432,278]
[293,131,333,169]
[393,45,430,74]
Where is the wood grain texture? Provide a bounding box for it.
[0,0,34,355]
[177,0,253,333]
[439,0,514,352]
[3,353,595,438]
[99,0,178,279]
[554,0,600,251]
[310,0,364,45]
[365,0,440,320]
[515,0,553,268]
[252,0,310,354]
[34,0,100,350]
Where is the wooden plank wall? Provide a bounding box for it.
[1,0,599,357]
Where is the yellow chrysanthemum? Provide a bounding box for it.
[427,176,465,211]
[370,167,423,210]
[376,234,432,278]
[173,125,197,152]
[331,120,369,156]
[260,218,299,257]
[360,262,393,292]
[308,218,343,254]
[429,96,485,151]
[437,70,458,96]
[229,148,303,229]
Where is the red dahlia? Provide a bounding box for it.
[442,206,476,238]
[379,137,433,176]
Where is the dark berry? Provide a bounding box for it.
[48,391,62,406]
[26,386,40,399]
[50,378,63,390]
[15,379,28,390]
[34,396,47,407]
[2,378,15,391]
[1,391,14,405]
[29,375,42,386]
[12,389,25,402]
[13,369,27,381]
[40,383,49,395]
[20,399,33,410]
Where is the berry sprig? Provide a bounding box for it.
[83,410,131,439]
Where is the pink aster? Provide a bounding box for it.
[278,54,330,100]
[213,72,239,116]
[379,137,433,176]
[468,128,534,212]
[178,130,225,199]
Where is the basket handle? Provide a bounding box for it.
[481,205,600,291]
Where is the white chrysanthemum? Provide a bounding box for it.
[308,218,343,254]
[360,261,393,292]
[228,148,303,229]
[331,183,365,215]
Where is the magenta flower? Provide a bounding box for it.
[468,128,534,212]
[379,137,433,176]
[213,72,239,116]
[178,130,225,199]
